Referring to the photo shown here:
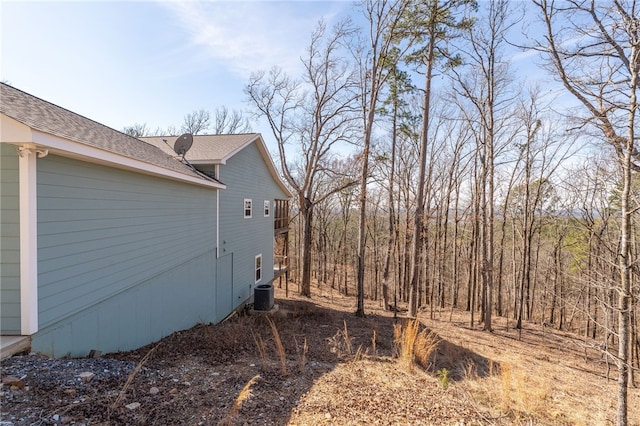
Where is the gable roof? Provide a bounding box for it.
[142,134,258,165]
[142,134,293,197]
[0,83,223,188]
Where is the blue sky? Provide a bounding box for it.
[1,1,353,143]
[2,0,568,155]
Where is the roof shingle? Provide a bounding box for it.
[0,82,207,180]
[141,134,260,163]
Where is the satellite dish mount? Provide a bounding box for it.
[173,133,193,159]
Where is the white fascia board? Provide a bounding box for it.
[29,131,226,189]
[189,159,225,165]
[1,114,33,142]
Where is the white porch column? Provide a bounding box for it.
[17,145,47,335]
[216,164,220,258]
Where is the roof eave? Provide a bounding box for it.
[1,121,225,190]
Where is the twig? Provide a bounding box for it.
[110,342,161,409]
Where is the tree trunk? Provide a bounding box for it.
[409,39,435,317]
[616,90,634,426]
[382,100,398,312]
[300,197,314,297]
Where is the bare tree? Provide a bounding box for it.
[377,67,415,312]
[213,106,252,134]
[246,19,361,298]
[352,0,409,317]
[532,1,639,423]
[122,122,150,138]
[181,109,211,135]
[397,0,476,317]
[451,0,519,331]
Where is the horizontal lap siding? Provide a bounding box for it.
[0,144,21,334]
[218,143,289,304]
[32,250,216,357]
[33,155,217,356]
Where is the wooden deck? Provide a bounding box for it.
[0,335,31,360]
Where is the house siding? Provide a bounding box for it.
[32,154,218,357]
[0,144,21,334]
[217,142,289,304]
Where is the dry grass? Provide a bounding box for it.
[342,320,353,355]
[252,331,268,370]
[327,319,357,359]
[415,328,440,370]
[371,329,377,356]
[394,317,440,372]
[464,361,555,423]
[217,374,260,426]
[295,336,308,373]
[288,285,640,425]
[422,308,640,426]
[266,317,288,376]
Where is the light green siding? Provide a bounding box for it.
[0,143,21,335]
[31,154,218,357]
[217,142,288,304]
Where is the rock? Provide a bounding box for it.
[149,386,160,395]
[64,389,77,396]
[125,402,141,410]
[169,388,178,394]
[78,372,95,383]
[325,412,332,419]
[2,376,25,390]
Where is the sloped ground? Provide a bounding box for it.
[1,285,639,425]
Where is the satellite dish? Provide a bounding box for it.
[173,133,193,156]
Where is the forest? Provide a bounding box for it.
[121,0,638,424]
[243,1,639,425]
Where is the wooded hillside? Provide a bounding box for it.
[247,2,640,424]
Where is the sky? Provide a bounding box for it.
[0,0,355,148]
[1,1,568,155]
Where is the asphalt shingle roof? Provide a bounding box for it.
[141,134,260,163]
[0,82,207,180]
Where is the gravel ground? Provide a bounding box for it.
[0,297,408,425]
[1,355,136,425]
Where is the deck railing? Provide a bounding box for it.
[274,199,289,232]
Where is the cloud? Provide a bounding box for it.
[161,1,346,78]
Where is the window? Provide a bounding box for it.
[264,200,271,217]
[244,199,252,218]
[255,254,262,283]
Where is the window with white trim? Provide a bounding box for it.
[264,200,271,217]
[244,199,252,218]
[255,254,262,283]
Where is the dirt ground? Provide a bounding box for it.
[1,284,639,425]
